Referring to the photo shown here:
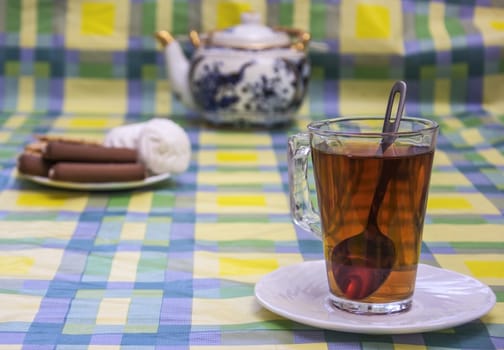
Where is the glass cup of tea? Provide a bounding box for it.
[287,116,439,315]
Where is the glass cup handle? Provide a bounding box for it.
[287,133,322,238]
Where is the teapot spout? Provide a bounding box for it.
[155,31,196,110]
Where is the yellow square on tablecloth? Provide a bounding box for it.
[51,116,124,131]
[0,257,34,275]
[47,115,128,140]
[427,193,500,215]
[199,132,272,147]
[0,190,88,212]
[466,261,504,278]
[201,0,266,31]
[81,2,115,35]
[65,0,130,50]
[474,6,504,46]
[340,0,403,54]
[219,257,279,276]
[0,249,63,280]
[195,192,289,214]
[216,1,252,29]
[434,254,504,286]
[355,3,391,39]
[197,150,278,166]
[217,194,266,207]
[193,251,303,283]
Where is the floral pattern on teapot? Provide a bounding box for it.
[189,49,310,124]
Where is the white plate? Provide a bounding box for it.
[255,260,496,334]
[18,172,171,191]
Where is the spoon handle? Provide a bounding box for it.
[367,159,396,227]
[368,81,407,227]
[383,81,407,131]
[380,81,407,153]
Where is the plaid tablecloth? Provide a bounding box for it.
[0,1,503,349]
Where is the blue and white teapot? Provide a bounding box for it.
[156,13,311,126]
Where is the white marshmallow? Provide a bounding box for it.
[104,123,144,149]
[137,118,191,175]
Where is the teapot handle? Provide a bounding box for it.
[189,30,201,48]
[274,27,311,51]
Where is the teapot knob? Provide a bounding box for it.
[240,12,261,25]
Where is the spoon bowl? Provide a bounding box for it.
[332,224,396,300]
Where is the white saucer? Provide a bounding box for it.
[254,260,496,334]
[18,172,171,191]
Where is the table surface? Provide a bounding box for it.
[0,111,502,350]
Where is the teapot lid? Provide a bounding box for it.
[210,13,290,49]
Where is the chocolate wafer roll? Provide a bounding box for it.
[43,141,138,163]
[36,135,101,146]
[49,163,146,183]
[17,152,52,177]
